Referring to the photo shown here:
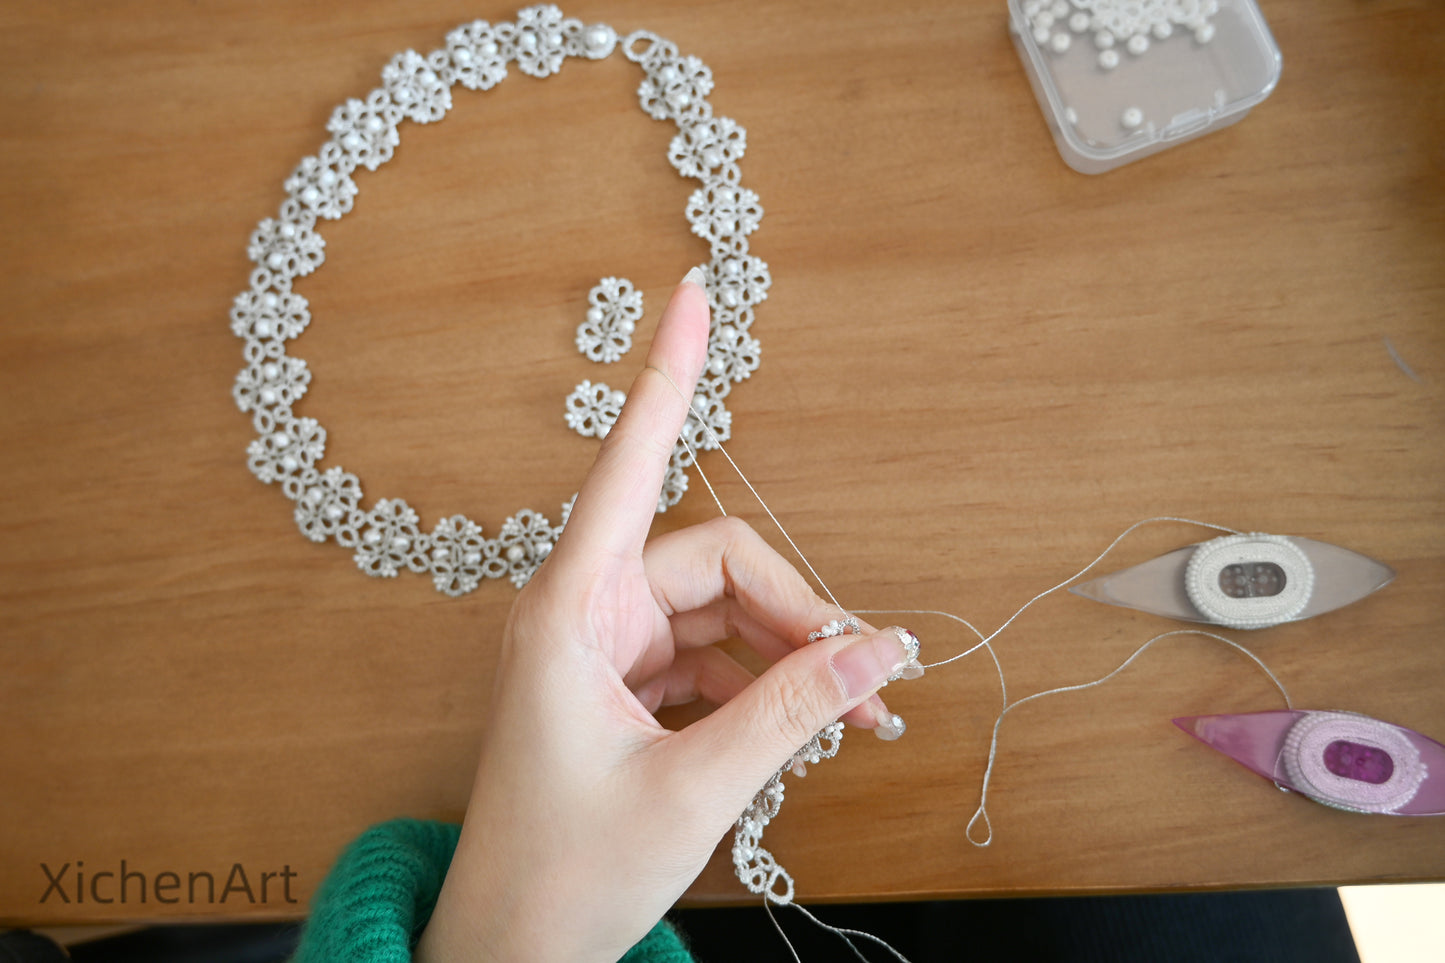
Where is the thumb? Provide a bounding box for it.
[661,627,911,827]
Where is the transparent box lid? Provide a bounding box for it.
[1008,0,1282,173]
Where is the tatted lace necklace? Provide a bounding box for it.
[231,5,767,596]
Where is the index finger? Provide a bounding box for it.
[559,269,711,562]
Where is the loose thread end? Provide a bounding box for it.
[966,807,994,848]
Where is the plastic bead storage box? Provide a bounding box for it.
[1008,0,1282,173]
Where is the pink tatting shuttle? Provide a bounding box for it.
[1174,710,1445,815]
[1069,533,1395,629]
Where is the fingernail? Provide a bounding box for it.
[830,630,908,701]
[873,708,907,742]
[887,627,924,683]
[681,265,706,289]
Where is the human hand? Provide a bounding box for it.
[416,270,917,963]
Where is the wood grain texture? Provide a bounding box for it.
[1,0,1441,924]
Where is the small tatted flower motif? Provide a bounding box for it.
[233,356,312,422]
[230,289,310,351]
[668,116,746,181]
[694,372,733,404]
[428,515,506,596]
[243,198,315,295]
[512,4,568,78]
[680,393,732,454]
[705,323,761,386]
[284,144,357,221]
[247,213,325,283]
[686,181,763,256]
[705,254,771,330]
[327,89,404,171]
[246,416,326,488]
[382,49,454,124]
[575,277,643,364]
[658,448,690,511]
[446,20,511,90]
[498,508,557,588]
[563,380,626,438]
[669,432,698,469]
[355,498,429,578]
[638,54,714,125]
[294,467,364,545]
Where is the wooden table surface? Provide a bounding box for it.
[2,0,1442,925]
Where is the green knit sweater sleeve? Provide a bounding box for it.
[290,818,694,963]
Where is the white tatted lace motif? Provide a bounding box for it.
[575,278,643,363]
[637,53,714,124]
[295,467,364,545]
[428,514,508,596]
[248,214,325,282]
[735,618,856,904]
[563,381,626,438]
[733,721,845,904]
[233,9,770,600]
[381,50,454,123]
[246,417,326,489]
[705,323,761,385]
[512,3,568,78]
[705,254,771,332]
[686,182,763,256]
[231,289,309,347]
[668,116,746,181]
[658,449,691,512]
[355,498,430,578]
[497,508,559,588]
[284,143,358,221]
[681,394,732,455]
[233,357,311,431]
[328,90,403,171]
[445,21,512,90]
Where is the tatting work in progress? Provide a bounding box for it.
[227,3,827,910]
[229,10,1442,953]
[232,5,765,596]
